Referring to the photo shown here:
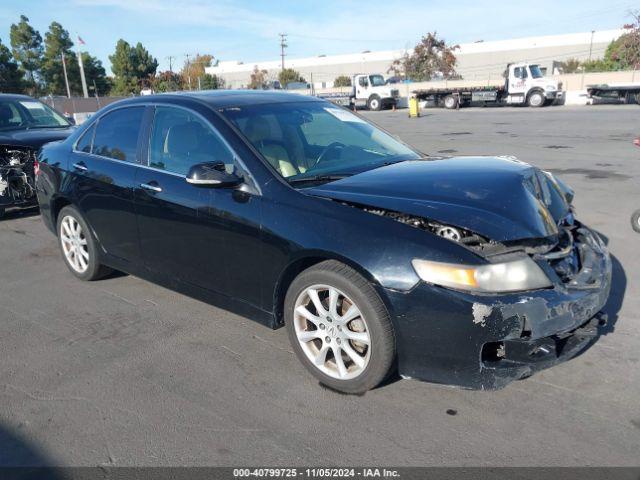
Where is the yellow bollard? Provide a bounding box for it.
[408,96,420,118]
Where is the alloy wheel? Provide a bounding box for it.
[60,215,89,274]
[293,284,371,380]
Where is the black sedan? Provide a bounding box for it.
[36,91,611,393]
[0,94,75,218]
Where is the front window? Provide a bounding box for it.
[221,101,420,183]
[369,75,385,87]
[0,99,70,131]
[149,106,236,176]
[529,65,544,78]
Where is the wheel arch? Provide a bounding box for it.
[272,251,389,327]
[50,196,73,235]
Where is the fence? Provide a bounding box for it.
[40,96,128,115]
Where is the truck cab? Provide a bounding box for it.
[505,63,563,107]
[352,74,399,110]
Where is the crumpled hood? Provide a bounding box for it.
[0,127,75,149]
[304,156,571,242]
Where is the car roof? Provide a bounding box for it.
[117,90,325,109]
[0,93,41,101]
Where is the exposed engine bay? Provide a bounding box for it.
[342,201,592,288]
[0,145,36,212]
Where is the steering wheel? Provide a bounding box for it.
[313,142,346,167]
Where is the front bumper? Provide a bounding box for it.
[384,227,612,389]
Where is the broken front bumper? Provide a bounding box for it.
[384,227,612,389]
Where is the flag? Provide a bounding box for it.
[77,35,86,46]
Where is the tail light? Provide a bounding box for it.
[634,137,640,148]
[34,157,40,176]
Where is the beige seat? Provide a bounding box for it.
[244,116,299,177]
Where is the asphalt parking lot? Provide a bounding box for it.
[1,105,638,467]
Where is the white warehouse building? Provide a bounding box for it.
[206,29,625,89]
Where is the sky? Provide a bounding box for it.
[0,0,636,74]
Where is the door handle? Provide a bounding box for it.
[72,162,88,172]
[140,182,162,193]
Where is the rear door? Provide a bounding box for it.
[69,106,147,264]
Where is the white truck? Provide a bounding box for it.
[413,63,564,109]
[316,74,400,110]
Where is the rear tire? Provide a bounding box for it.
[57,205,112,281]
[285,260,395,394]
[632,210,640,233]
[443,95,458,109]
[528,90,545,107]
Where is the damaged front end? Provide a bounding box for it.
[303,156,612,388]
[0,145,37,216]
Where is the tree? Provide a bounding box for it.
[278,68,305,87]
[333,75,351,87]
[180,53,214,89]
[0,38,23,93]
[558,58,582,74]
[604,11,640,70]
[389,32,458,81]
[248,65,268,89]
[152,70,183,92]
[109,39,158,95]
[41,22,74,95]
[200,73,224,90]
[9,15,43,92]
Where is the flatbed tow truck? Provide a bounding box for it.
[413,62,563,109]
[586,83,640,104]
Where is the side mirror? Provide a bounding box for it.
[186,161,243,188]
[65,115,76,126]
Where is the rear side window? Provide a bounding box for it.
[75,124,95,153]
[92,107,144,162]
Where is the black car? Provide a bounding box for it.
[36,91,611,393]
[0,94,75,218]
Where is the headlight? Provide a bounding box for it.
[546,85,557,90]
[411,257,551,293]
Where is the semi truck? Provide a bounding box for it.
[413,63,563,109]
[315,74,400,110]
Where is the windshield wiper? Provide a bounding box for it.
[288,174,351,186]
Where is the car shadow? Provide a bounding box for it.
[0,421,64,479]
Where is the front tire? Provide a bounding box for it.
[367,95,382,111]
[57,205,111,281]
[528,90,545,107]
[632,210,640,233]
[285,260,395,394]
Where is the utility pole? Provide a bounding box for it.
[185,53,192,90]
[581,30,595,90]
[166,55,175,72]
[279,33,287,70]
[61,52,71,98]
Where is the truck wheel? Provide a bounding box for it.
[632,210,640,233]
[528,91,545,107]
[367,95,382,111]
[285,260,396,394]
[443,95,458,109]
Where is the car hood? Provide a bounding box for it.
[0,127,75,149]
[304,156,571,242]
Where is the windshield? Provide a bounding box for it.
[0,99,70,131]
[221,101,421,183]
[370,75,386,87]
[530,65,544,79]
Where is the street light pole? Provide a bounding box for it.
[61,52,71,98]
[581,30,595,90]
